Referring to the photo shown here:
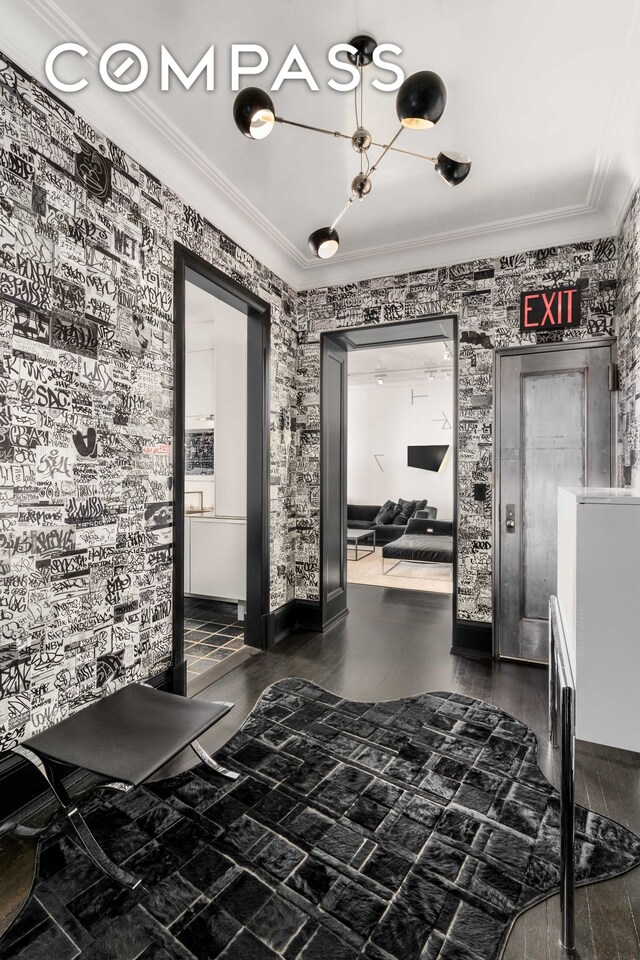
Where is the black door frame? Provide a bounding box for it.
[319,313,461,646]
[172,244,271,695]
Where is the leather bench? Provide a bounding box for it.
[9,683,237,888]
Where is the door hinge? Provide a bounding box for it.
[607,363,619,392]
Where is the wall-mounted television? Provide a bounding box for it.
[407,445,449,472]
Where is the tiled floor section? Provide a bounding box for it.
[184,599,244,685]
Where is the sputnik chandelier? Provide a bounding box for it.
[232,34,472,260]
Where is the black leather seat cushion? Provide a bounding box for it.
[382,534,454,564]
[23,684,232,786]
[373,524,406,544]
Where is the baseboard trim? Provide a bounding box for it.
[451,619,492,659]
[265,599,349,644]
[267,599,298,645]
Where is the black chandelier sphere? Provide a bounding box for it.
[233,86,275,140]
[308,226,340,259]
[347,35,377,66]
[435,150,472,186]
[396,70,447,129]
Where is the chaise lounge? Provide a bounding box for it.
[381,517,454,574]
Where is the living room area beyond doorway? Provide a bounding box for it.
[346,326,455,596]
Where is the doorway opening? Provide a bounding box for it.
[173,246,270,695]
[321,315,458,637]
[494,338,616,663]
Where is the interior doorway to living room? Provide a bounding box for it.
[320,315,457,632]
[347,336,454,595]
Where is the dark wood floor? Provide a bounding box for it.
[1,584,638,958]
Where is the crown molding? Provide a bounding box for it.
[14,0,306,288]
[6,0,640,292]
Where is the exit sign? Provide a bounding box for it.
[520,286,582,331]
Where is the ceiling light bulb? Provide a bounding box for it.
[435,151,472,186]
[308,227,340,259]
[233,87,276,140]
[396,71,446,129]
[377,376,385,386]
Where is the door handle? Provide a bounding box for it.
[505,504,516,532]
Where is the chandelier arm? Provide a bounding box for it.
[367,126,405,178]
[330,197,356,231]
[370,142,438,163]
[274,117,438,165]
[274,116,353,142]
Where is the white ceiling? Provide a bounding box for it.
[5,0,640,288]
[348,341,453,386]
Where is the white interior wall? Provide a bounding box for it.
[347,380,454,519]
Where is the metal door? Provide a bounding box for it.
[496,341,614,662]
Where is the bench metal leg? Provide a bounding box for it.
[191,739,239,780]
[13,745,141,889]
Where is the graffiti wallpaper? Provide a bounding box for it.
[0,49,298,751]
[295,239,619,617]
[0,42,630,751]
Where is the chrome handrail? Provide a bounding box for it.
[549,595,576,954]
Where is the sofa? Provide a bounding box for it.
[382,518,454,571]
[347,501,438,545]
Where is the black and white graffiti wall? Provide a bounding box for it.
[615,187,640,489]
[295,239,619,618]
[0,42,628,753]
[0,50,298,751]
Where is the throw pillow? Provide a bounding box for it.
[373,500,401,524]
[392,498,417,525]
[410,499,428,518]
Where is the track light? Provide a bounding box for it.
[443,348,452,360]
[435,150,472,186]
[308,226,340,259]
[377,376,385,386]
[233,87,275,140]
[396,71,446,129]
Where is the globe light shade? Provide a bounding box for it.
[435,150,472,186]
[396,70,446,129]
[233,87,275,140]
[308,227,340,259]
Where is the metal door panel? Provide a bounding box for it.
[522,371,585,620]
[496,342,613,662]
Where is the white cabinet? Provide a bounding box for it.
[188,518,246,602]
[557,487,640,753]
